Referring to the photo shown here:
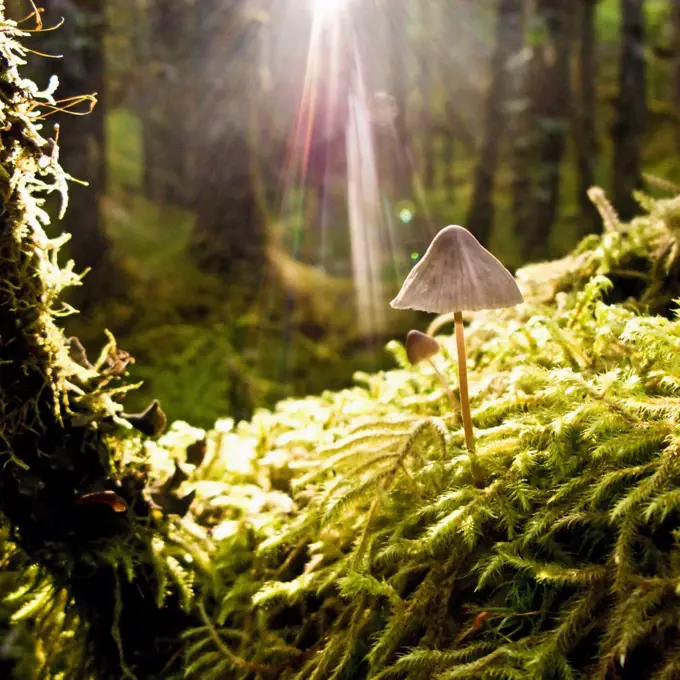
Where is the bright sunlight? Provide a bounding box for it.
[309,0,349,23]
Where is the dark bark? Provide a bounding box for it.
[573,0,601,237]
[386,9,413,199]
[420,62,436,190]
[612,0,646,220]
[38,0,125,311]
[189,1,267,284]
[509,4,533,254]
[672,0,680,151]
[521,0,574,262]
[416,2,437,190]
[466,0,525,246]
[143,0,195,207]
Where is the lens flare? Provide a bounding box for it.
[309,0,348,23]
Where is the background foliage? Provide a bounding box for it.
[3,0,678,426]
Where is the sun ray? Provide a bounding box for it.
[274,0,442,352]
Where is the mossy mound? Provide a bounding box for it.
[9,187,680,678]
[151,193,680,680]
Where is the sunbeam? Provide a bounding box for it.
[279,0,409,338]
[308,0,349,24]
[346,38,386,334]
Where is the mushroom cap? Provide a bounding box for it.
[390,225,524,313]
[405,330,440,365]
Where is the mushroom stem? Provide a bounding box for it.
[453,312,473,449]
[426,358,460,421]
[454,311,483,486]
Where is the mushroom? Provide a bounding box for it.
[405,330,460,419]
[391,225,523,482]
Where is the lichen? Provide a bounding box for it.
[0,9,202,678]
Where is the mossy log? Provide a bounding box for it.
[0,13,196,679]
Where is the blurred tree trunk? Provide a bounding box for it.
[671,0,680,152]
[509,38,533,252]
[521,0,574,262]
[143,0,195,206]
[612,0,646,220]
[386,10,412,199]
[466,0,524,246]
[420,62,436,190]
[573,0,601,237]
[189,1,267,286]
[39,0,124,311]
[415,2,437,190]
[4,0,22,19]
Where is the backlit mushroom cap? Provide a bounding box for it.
[390,225,524,313]
[406,330,440,365]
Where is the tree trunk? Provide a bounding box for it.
[144,0,195,207]
[415,2,437,190]
[466,0,525,246]
[38,0,124,311]
[521,0,574,262]
[573,0,601,237]
[509,5,534,256]
[420,64,437,190]
[612,0,646,220]
[0,13,197,678]
[386,10,412,199]
[189,1,267,286]
[671,0,680,152]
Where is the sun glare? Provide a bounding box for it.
[281,0,429,338]
[309,0,348,23]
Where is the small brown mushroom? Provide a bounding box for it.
[391,225,523,485]
[405,329,439,365]
[405,330,460,419]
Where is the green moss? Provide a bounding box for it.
[156,187,680,679]
[9,172,680,677]
[0,12,204,679]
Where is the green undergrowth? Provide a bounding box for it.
[175,183,680,679]
[74,159,407,427]
[9,185,680,678]
[168,187,680,680]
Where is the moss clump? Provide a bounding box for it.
[146,189,680,680]
[0,10,204,679]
